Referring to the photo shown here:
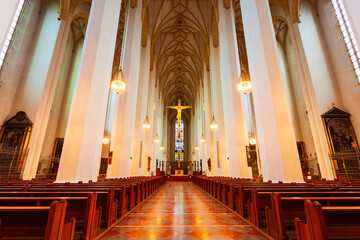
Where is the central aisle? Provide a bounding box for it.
[102,182,266,239]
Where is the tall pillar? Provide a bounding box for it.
[56,0,121,182]
[203,68,214,176]
[240,0,303,182]
[143,69,156,176]
[22,5,71,180]
[286,17,335,179]
[107,2,143,178]
[130,34,151,176]
[218,2,250,178]
[209,37,229,176]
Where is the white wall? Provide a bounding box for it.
[0,0,43,124]
[316,0,360,139]
[9,0,61,121]
[0,0,18,52]
[299,1,344,117]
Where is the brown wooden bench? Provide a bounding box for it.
[0,200,75,239]
[295,200,360,239]
[248,189,360,228]
[266,194,360,240]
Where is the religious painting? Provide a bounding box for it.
[108,151,113,165]
[246,145,259,177]
[1,128,23,148]
[0,111,32,150]
[48,138,64,176]
[0,111,32,175]
[297,142,309,177]
[322,107,358,154]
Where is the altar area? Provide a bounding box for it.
[166,162,193,181]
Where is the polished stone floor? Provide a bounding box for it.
[102,182,266,240]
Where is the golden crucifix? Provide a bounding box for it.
[167,99,192,138]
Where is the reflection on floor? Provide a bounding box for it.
[102,182,266,239]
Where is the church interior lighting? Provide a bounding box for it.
[194,144,199,151]
[210,116,219,131]
[110,68,126,95]
[249,134,256,146]
[237,71,252,95]
[153,134,159,144]
[200,134,206,144]
[102,136,110,145]
[142,115,151,131]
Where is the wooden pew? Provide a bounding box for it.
[248,189,360,228]
[0,200,75,239]
[295,200,360,240]
[266,194,360,240]
[0,176,165,239]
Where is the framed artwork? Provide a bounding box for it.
[297,142,309,177]
[0,111,32,174]
[322,107,358,154]
[0,111,32,150]
[48,138,64,175]
[108,151,113,165]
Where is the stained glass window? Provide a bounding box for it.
[175,119,184,162]
[0,0,26,72]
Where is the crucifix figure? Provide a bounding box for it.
[167,99,192,138]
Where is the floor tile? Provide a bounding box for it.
[101,182,266,239]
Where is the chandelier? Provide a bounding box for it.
[111,68,126,95]
[142,115,150,131]
[154,133,160,144]
[194,144,199,151]
[249,133,256,145]
[102,136,110,145]
[210,115,219,131]
[160,145,165,151]
[237,70,252,95]
[200,134,206,144]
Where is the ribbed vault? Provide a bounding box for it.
[143,0,217,113]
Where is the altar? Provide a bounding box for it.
[174,170,184,176]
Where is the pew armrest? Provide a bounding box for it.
[294,217,312,240]
[62,217,76,240]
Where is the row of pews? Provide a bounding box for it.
[0,176,166,239]
[193,176,360,240]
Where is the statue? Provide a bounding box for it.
[166,99,192,138]
[147,156,151,172]
[207,158,211,172]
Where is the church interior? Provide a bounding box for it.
[0,0,360,239]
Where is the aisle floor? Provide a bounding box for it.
[102,182,266,240]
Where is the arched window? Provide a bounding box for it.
[0,0,26,72]
[175,119,184,161]
[331,0,360,84]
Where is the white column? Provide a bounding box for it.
[56,0,121,182]
[218,2,250,178]
[203,68,214,176]
[22,8,70,180]
[108,2,143,178]
[143,69,156,176]
[240,0,303,182]
[130,34,151,176]
[209,37,229,176]
[286,18,335,179]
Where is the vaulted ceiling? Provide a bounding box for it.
[142,0,217,111]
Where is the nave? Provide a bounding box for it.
[102,182,265,240]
